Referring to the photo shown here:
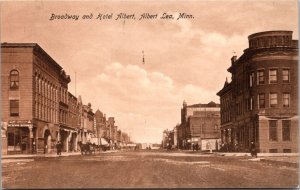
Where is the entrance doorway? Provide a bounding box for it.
[44,129,51,153]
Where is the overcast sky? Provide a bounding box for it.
[1,0,298,143]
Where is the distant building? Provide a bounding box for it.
[94,109,106,140]
[217,30,298,153]
[107,117,115,146]
[178,101,221,150]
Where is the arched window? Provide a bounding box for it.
[10,70,19,90]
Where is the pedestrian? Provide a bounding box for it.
[195,143,199,151]
[250,141,257,158]
[59,142,62,155]
[32,141,36,154]
[44,144,47,154]
[56,141,62,155]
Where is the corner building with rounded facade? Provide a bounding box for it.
[217,31,298,153]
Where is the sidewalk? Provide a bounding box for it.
[1,150,119,159]
[216,152,299,167]
[259,156,299,167]
[1,151,82,159]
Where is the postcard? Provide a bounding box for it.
[1,0,298,189]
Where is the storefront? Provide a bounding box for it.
[6,120,33,154]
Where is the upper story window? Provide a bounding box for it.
[270,93,278,107]
[269,69,278,84]
[282,69,290,83]
[250,97,253,110]
[10,100,19,116]
[249,72,254,87]
[257,70,264,85]
[283,93,290,107]
[258,94,265,108]
[10,70,19,90]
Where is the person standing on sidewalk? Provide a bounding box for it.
[56,141,62,156]
[250,141,257,158]
[44,144,47,154]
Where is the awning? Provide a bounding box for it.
[101,138,109,145]
[89,137,109,145]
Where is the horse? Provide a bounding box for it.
[78,142,95,155]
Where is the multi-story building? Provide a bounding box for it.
[82,103,95,143]
[66,92,79,151]
[178,101,221,150]
[94,109,107,144]
[217,30,298,153]
[1,43,70,154]
[106,117,115,146]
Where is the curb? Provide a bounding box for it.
[260,158,299,168]
[2,153,82,159]
[1,150,120,159]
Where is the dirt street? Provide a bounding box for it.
[2,151,298,188]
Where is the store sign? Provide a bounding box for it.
[8,120,33,127]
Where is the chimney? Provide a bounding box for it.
[231,56,237,64]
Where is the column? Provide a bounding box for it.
[28,125,33,154]
[74,132,78,151]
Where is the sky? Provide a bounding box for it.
[1,0,298,143]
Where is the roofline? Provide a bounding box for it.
[248,30,293,39]
[1,43,63,71]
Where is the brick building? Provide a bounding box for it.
[178,101,221,150]
[94,109,106,138]
[106,117,115,146]
[1,43,71,154]
[217,30,298,153]
[66,92,79,151]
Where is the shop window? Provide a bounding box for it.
[10,100,19,116]
[282,120,291,141]
[257,70,264,85]
[282,69,290,83]
[283,93,290,107]
[10,70,19,90]
[270,93,278,107]
[258,94,265,108]
[269,69,278,84]
[269,120,277,141]
[7,131,21,151]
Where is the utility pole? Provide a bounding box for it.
[75,72,76,97]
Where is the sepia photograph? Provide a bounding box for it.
[0,0,299,189]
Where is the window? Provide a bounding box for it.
[10,100,19,116]
[250,97,253,110]
[282,120,291,141]
[269,149,278,153]
[10,70,19,90]
[249,72,254,87]
[283,149,291,153]
[282,69,290,83]
[258,94,265,108]
[214,124,218,130]
[269,120,277,141]
[257,70,264,85]
[270,93,278,107]
[283,93,290,107]
[269,69,278,84]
